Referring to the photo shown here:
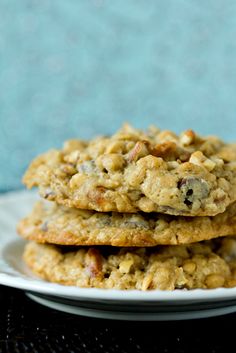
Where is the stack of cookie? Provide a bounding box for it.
[17,124,236,290]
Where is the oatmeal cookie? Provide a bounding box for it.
[23,237,236,290]
[18,201,236,246]
[23,124,236,216]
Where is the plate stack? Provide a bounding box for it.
[17,124,236,291]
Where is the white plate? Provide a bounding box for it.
[1,190,236,320]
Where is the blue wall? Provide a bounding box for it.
[1,0,236,191]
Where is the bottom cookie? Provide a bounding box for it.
[24,237,236,290]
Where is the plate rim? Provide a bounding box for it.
[26,292,236,321]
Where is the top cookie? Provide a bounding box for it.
[23,124,236,216]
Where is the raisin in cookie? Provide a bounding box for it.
[23,124,236,216]
[23,237,236,290]
[18,201,236,246]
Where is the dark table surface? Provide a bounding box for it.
[0,285,235,353]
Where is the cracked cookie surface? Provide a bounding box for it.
[23,237,236,290]
[23,124,236,216]
[18,201,236,246]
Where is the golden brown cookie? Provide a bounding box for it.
[23,237,236,290]
[17,201,236,246]
[23,124,236,216]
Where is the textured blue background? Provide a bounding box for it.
[1,0,236,191]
